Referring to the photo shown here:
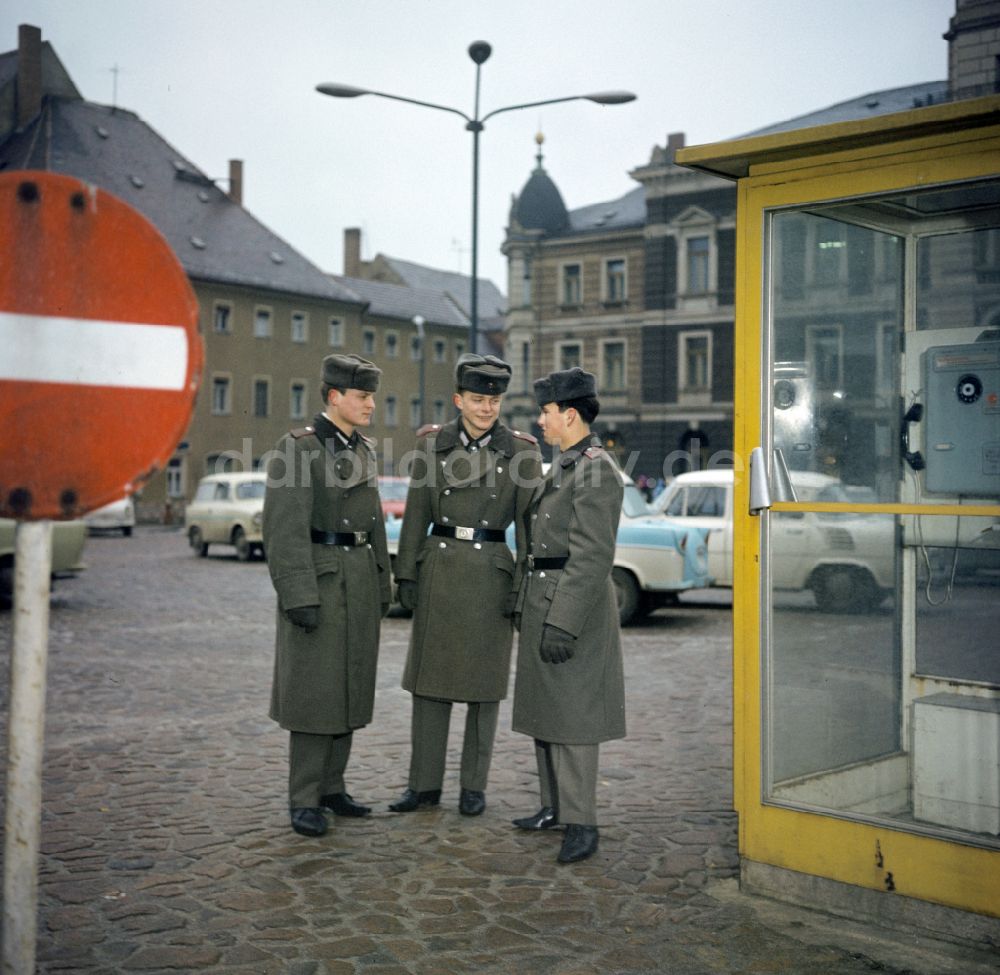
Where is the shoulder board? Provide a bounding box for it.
[290,426,315,440]
[359,432,376,447]
[511,430,538,445]
[583,445,603,459]
[416,423,442,438]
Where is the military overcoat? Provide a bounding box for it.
[512,438,627,744]
[263,414,390,735]
[395,419,543,702]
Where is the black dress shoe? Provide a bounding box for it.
[459,789,485,816]
[290,807,328,837]
[388,788,442,812]
[557,824,599,863]
[320,792,371,817]
[511,806,559,830]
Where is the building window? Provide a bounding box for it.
[433,399,445,424]
[291,311,308,343]
[254,307,272,339]
[213,303,232,334]
[410,397,422,428]
[521,340,531,393]
[454,340,465,359]
[558,342,581,371]
[362,329,376,355]
[602,340,626,391]
[253,378,270,418]
[604,258,626,303]
[211,375,232,415]
[814,221,846,285]
[686,237,710,294]
[806,324,844,389]
[410,334,422,360]
[385,331,399,358]
[166,457,184,498]
[433,339,446,363]
[385,395,398,427]
[680,332,711,392]
[290,382,307,420]
[561,263,582,306]
[328,318,344,346]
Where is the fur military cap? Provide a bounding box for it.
[534,367,596,406]
[322,353,381,392]
[455,352,511,395]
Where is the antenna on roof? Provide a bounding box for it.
[109,63,122,109]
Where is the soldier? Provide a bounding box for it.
[389,352,543,817]
[263,353,391,837]
[510,367,626,863]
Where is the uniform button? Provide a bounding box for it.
[497,467,503,473]
[442,516,449,523]
[539,571,546,579]
[480,519,489,526]
[470,445,478,452]
[545,513,551,519]
[444,489,451,495]
[342,518,349,525]
[541,543,548,550]
[439,542,446,549]
[342,546,350,552]
[532,514,538,520]
[473,542,482,550]
[366,543,372,549]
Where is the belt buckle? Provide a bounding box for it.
[527,554,536,570]
[355,531,369,545]
[455,526,475,541]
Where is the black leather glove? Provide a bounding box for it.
[503,591,518,619]
[397,579,418,611]
[285,605,319,633]
[539,624,576,664]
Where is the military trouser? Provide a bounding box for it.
[407,695,499,793]
[533,739,599,826]
[288,730,353,808]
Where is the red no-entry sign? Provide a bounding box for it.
[0,171,203,520]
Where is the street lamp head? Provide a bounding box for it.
[468,41,492,65]
[583,90,637,105]
[316,83,370,98]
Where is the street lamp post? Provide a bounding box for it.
[412,314,426,427]
[317,42,635,354]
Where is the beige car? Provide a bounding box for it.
[185,472,266,561]
[0,518,87,595]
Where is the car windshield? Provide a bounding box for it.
[379,479,409,500]
[621,484,653,518]
[236,481,266,500]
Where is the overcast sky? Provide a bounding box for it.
[5,0,955,293]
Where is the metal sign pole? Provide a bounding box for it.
[2,520,52,975]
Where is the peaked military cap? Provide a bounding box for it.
[322,353,381,392]
[534,366,596,406]
[455,352,511,395]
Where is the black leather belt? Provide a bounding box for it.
[527,555,568,570]
[310,529,370,546]
[431,523,506,543]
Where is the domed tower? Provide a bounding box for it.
[502,134,569,412]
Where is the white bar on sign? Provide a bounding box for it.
[0,312,189,391]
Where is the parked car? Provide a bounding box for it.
[185,472,266,561]
[378,476,410,520]
[384,475,710,625]
[653,469,894,612]
[0,518,87,596]
[84,495,135,536]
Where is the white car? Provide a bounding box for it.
[0,518,87,595]
[84,495,136,536]
[185,473,266,561]
[654,469,894,613]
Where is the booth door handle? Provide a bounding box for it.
[749,447,797,516]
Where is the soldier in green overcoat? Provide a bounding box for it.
[389,353,542,817]
[511,367,626,863]
[263,353,391,837]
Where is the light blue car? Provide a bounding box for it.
[384,479,710,625]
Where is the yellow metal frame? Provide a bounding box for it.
[685,99,1000,918]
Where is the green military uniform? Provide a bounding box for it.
[392,354,543,813]
[263,354,390,826]
[512,367,625,859]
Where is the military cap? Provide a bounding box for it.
[455,352,511,395]
[534,366,596,406]
[322,353,381,392]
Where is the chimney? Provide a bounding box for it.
[666,131,686,163]
[228,159,243,206]
[344,227,362,277]
[17,24,43,130]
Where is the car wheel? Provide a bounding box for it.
[612,568,641,626]
[233,527,252,563]
[812,566,880,614]
[122,526,133,538]
[188,527,208,557]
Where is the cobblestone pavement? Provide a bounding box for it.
[1,528,996,974]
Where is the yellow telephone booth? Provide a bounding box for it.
[677,97,1000,927]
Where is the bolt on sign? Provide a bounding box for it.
[0,171,203,520]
